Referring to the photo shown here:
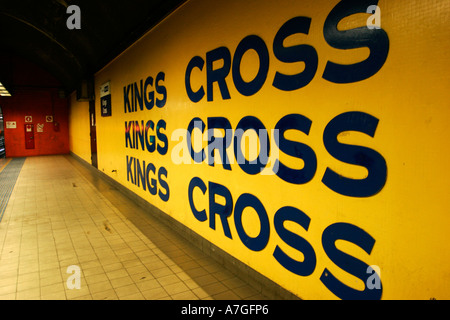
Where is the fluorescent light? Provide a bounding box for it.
[0,82,11,96]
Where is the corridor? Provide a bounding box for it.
[0,155,269,300]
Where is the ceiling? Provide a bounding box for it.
[0,0,186,94]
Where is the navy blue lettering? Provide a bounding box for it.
[126,156,134,184]
[134,80,144,111]
[136,158,146,191]
[185,56,205,103]
[273,16,318,91]
[188,177,208,222]
[232,35,269,96]
[124,84,132,113]
[155,72,167,108]
[146,163,157,195]
[156,119,168,155]
[125,121,134,148]
[234,116,270,175]
[158,166,170,202]
[322,111,387,197]
[144,76,154,110]
[322,0,389,83]
[207,117,232,170]
[234,193,270,251]
[187,117,206,163]
[206,47,232,101]
[145,120,155,153]
[134,120,145,151]
[321,222,382,300]
[208,181,233,239]
[274,114,317,184]
[273,206,316,277]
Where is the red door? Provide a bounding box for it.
[25,124,35,149]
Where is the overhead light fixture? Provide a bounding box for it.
[0,82,11,96]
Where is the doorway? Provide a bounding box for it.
[89,100,98,168]
[24,123,35,149]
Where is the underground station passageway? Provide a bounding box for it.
[0,0,449,303]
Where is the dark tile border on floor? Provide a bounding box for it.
[67,152,300,300]
[0,157,26,222]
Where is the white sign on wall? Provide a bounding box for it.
[100,81,112,117]
[6,121,16,129]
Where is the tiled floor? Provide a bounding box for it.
[0,158,8,172]
[0,155,270,300]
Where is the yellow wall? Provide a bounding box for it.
[71,0,450,299]
[69,92,91,163]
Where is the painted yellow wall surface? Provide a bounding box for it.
[71,0,450,299]
[69,92,91,164]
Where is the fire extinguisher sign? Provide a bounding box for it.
[100,81,112,117]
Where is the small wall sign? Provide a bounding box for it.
[100,81,112,117]
[6,121,16,129]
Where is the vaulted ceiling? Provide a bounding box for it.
[0,0,186,94]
